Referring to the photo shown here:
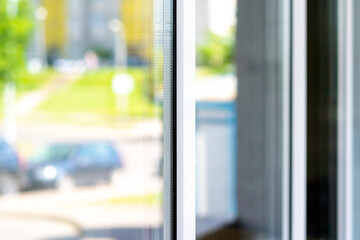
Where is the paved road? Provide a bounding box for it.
[0,111,164,240]
[0,216,79,240]
[2,119,163,176]
[16,73,82,117]
[0,177,163,240]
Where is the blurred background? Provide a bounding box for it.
[1,0,297,239]
[0,0,164,239]
[0,0,239,239]
[0,0,345,239]
[195,0,237,238]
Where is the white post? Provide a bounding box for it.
[120,28,127,69]
[35,7,48,68]
[3,81,17,143]
[39,17,47,67]
[109,19,127,68]
[114,31,121,67]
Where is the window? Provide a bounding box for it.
[0,0,175,239]
[2,0,360,239]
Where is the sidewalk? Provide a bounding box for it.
[0,178,162,240]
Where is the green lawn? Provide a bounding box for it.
[17,69,56,93]
[93,193,161,206]
[1,68,161,122]
[37,68,161,117]
[196,66,233,78]
[0,69,56,117]
[60,192,162,208]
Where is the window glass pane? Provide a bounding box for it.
[196,0,289,239]
[0,0,173,239]
[307,1,338,238]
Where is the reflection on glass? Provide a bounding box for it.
[196,0,288,239]
[195,0,238,238]
[0,0,168,239]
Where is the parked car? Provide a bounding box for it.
[25,142,123,190]
[0,139,23,195]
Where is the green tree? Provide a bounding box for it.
[197,31,235,73]
[0,0,33,85]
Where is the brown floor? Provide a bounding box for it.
[199,221,255,240]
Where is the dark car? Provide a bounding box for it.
[26,142,123,190]
[0,139,23,195]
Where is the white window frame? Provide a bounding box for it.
[172,0,307,239]
[338,0,354,239]
[176,0,196,240]
[291,0,307,239]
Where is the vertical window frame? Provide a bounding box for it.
[291,0,307,239]
[338,0,354,239]
[175,0,196,239]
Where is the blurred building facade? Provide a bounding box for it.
[30,0,153,63]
